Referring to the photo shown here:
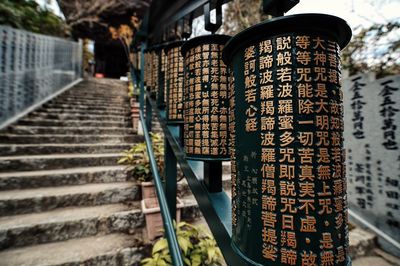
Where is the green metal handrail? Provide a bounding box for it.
[139,109,184,266]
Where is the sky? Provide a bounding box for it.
[286,0,400,30]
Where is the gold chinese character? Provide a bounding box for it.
[317,148,330,163]
[299,99,314,114]
[320,232,334,249]
[278,83,293,98]
[299,132,314,146]
[314,67,327,82]
[261,101,275,116]
[282,215,294,230]
[281,231,297,249]
[277,36,291,50]
[244,46,256,60]
[261,132,275,146]
[262,195,277,211]
[280,131,295,147]
[298,83,313,98]
[278,99,293,114]
[300,216,317,232]
[297,68,312,82]
[298,148,314,164]
[245,75,256,89]
[280,181,296,196]
[262,211,277,227]
[299,199,316,214]
[261,85,274,99]
[318,198,333,215]
[299,182,315,197]
[297,51,311,65]
[260,40,273,54]
[281,248,297,265]
[261,117,275,130]
[279,115,293,130]
[245,88,257,103]
[280,148,295,163]
[321,251,335,266]
[314,51,327,65]
[296,36,311,49]
[299,165,315,181]
[261,148,276,162]
[262,244,277,261]
[260,70,273,84]
[263,228,278,245]
[260,55,274,69]
[280,164,295,179]
[277,51,292,66]
[245,118,258,132]
[318,165,331,180]
[281,198,297,213]
[313,37,326,50]
[277,67,292,82]
[301,251,317,266]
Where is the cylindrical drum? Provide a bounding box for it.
[181,35,231,160]
[151,47,159,97]
[156,43,168,108]
[165,41,185,124]
[223,14,352,265]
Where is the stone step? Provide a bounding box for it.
[0,153,124,172]
[0,182,139,216]
[56,95,129,102]
[0,166,130,190]
[3,126,133,135]
[0,143,133,156]
[35,108,131,116]
[42,103,130,112]
[49,99,128,108]
[0,203,142,250]
[17,118,131,127]
[0,233,144,266]
[0,195,201,250]
[0,134,139,144]
[27,112,131,122]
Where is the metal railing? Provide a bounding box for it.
[0,26,83,128]
[136,42,246,265]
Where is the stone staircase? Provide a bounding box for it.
[0,79,156,265]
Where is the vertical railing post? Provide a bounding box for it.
[165,139,177,220]
[204,161,223,193]
[140,44,146,113]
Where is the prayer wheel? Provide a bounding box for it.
[222,14,352,265]
[165,41,185,124]
[181,35,231,160]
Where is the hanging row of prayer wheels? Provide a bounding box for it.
[140,13,353,266]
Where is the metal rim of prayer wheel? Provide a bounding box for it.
[164,40,185,124]
[181,34,231,161]
[222,14,352,266]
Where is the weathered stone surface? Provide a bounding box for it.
[16,118,131,127]
[0,153,124,172]
[0,234,144,266]
[0,182,139,216]
[349,228,377,259]
[0,134,139,144]
[0,166,133,190]
[27,112,131,122]
[0,143,133,156]
[5,126,133,135]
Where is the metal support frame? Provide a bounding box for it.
[204,161,223,193]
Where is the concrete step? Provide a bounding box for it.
[17,118,131,127]
[0,143,133,156]
[0,166,130,190]
[0,182,139,216]
[0,233,144,266]
[4,126,133,135]
[0,134,140,144]
[0,203,142,250]
[0,153,124,172]
[27,112,131,122]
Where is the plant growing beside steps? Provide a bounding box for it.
[141,222,224,266]
[118,132,164,199]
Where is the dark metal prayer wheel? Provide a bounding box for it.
[165,41,185,124]
[222,14,352,266]
[181,35,231,160]
[144,48,152,89]
[155,43,168,108]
